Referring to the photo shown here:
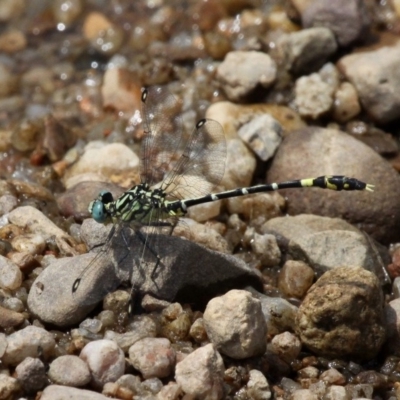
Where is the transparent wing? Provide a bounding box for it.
[161,118,226,200]
[140,86,226,199]
[140,86,184,186]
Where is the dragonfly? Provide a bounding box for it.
[72,86,373,308]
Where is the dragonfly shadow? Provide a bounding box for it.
[74,218,262,308]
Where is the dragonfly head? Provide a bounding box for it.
[89,190,114,223]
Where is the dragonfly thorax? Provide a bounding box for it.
[108,184,171,224]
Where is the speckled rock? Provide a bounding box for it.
[175,343,225,400]
[128,338,176,379]
[269,332,302,364]
[294,72,334,119]
[296,266,386,360]
[3,325,56,366]
[267,127,400,244]
[338,44,400,124]
[203,290,267,359]
[216,51,277,101]
[80,339,125,389]
[48,355,91,387]
[15,357,47,393]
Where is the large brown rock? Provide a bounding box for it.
[267,127,400,244]
[296,266,386,360]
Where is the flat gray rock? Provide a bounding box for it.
[28,219,262,326]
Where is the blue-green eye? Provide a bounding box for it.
[89,191,114,223]
[91,200,106,223]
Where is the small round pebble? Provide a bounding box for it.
[269,332,302,364]
[80,339,125,389]
[3,325,56,366]
[0,304,24,329]
[48,355,91,387]
[128,338,176,379]
[278,260,314,299]
[0,255,22,290]
[15,357,47,392]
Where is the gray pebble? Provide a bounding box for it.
[48,355,91,387]
[339,45,400,124]
[263,214,390,286]
[3,325,55,366]
[299,0,370,47]
[238,114,282,162]
[0,255,22,290]
[248,287,298,336]
[15,357,47,392]
[27,255,99,326]
[276,27,337,75]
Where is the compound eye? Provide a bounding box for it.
[99,191,114,204]
[91,200,107,223]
